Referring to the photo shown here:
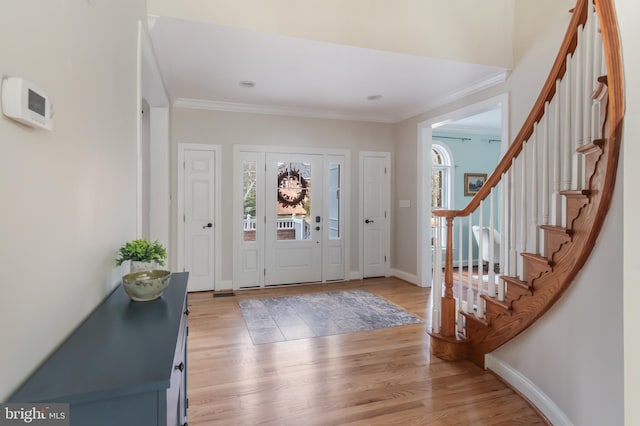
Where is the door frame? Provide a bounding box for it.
[177,143,222,290]
[359,151,391,279]
[233,145,350,289]
[416,93,509,287]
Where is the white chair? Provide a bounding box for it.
[472,225,500,271]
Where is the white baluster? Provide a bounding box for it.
[488,190,496,296]
[584,11,594,150]
[432,216,441,333]
[476,202,485,319]
[467,215,474,314]
[542,102,550,229]
[498,175,506,302]
[573,24,584,190]
[531,124,539,255]
[519,144,527,281]
[593,10,602,83]
[553,79,563,226]
[562,53,573,228]
[509,162,517,278]
[458,217,464,333]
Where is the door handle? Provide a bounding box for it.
[203,222,213,229]
[365,219,374,224]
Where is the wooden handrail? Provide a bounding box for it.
[434,0,589,219]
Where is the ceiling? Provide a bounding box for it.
[147,16,509,124]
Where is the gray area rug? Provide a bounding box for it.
[238,289,422,344]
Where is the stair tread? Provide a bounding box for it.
[460,310,489,328]
[481,294,511,312]
[501,275,533,292]
[576,138,605,154]
[539,224,573,235]
[521,252,553,265]
[560,189,591,197]
[427,330,469,343]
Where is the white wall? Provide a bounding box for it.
[0,0,144,400]
[491,169,623,425]
[616,0,640,423]
[148,0,515,68]
[170,108,394,282]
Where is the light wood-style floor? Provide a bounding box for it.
[187,277,546,425]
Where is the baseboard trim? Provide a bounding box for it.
[390,269,418,286]
[217,279,233,291]
[349,271,362,281]
[485,354,573,426]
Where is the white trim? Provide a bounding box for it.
[390,269,418,285]
[486,354,573,426]
[417,93,510,290]
[219,280,233,291]
[174,98,397,124]
[404,70,510,122]
[359,151,391,278]
[136,21,143,238]
[350,271,362,281]
[177,143,222,290]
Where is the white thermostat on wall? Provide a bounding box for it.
[1,77,54,130]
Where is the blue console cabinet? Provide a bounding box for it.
[10,272,189,426]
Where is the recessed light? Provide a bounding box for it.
[367,94,383,101]
[239,80,255,88]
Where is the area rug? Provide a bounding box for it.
[238,289,422,344]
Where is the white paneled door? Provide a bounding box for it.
[183,149,216,291]
[362,152,390,278]
[264,153,323,285]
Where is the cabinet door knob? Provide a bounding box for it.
[175,362,185,372]
[184,309,190,316]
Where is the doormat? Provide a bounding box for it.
[213,292,235,298]
[237,289,422,345]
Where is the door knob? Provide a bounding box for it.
[365,219,374,224]
[203,222,213,229]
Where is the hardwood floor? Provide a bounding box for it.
[187,277,546,425]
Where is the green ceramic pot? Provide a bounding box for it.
[122,270,171,302]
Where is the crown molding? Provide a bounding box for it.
[172,70,510,124]
[172,98,397,123]
[399,70,511,122]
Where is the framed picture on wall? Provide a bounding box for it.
[464,173,487,196]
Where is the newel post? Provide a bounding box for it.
[440,215,456,337]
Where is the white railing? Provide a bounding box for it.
[431,2,606,338]
[243,214,311,240]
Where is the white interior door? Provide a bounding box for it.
[265,153,323,285]
[183,149,216,291]
[362,153,390,278]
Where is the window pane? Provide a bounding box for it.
[276,161,311,241]
[243,160,257,242]
[328,162,340,239]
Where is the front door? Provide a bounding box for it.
[183,148,216,291]
[264,153,323,285]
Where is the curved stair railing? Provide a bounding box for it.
[428,0,624,367]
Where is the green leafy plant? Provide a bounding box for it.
[115,239,167,266]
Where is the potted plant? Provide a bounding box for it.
[116,239,168,272]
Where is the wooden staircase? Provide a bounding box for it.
[428,0,624,368]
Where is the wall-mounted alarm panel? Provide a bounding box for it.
[1,77,54,130]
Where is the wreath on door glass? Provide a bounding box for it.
[277,168,308,208]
